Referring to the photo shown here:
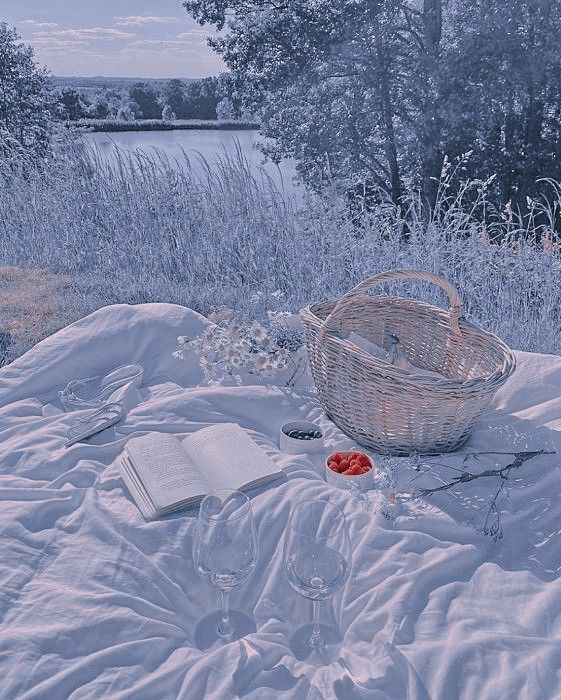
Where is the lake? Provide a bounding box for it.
[83,128,300,198]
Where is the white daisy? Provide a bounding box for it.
[202,327,217,343]
[199,356,216,373]
[249,323,268,341]
[255,351,269,367]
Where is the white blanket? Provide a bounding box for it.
[1,303,561,699]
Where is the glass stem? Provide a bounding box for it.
[218,589,233,638]
[309,600,323,648]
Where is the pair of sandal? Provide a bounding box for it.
[59,363,143,447]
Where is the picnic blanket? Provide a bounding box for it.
[1,303,561,699]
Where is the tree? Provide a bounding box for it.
[183,0,561,214]
[183,77,221,119]
[102,88,123,119]
[441,0,561,214]
[183,0,418,202]
[58,87,88,121]
[163,79,187,118]
[0,22,52,157]
[129,82,161,119]
[116,104,135,122]
[216,97,234,120]
[420,0,444,209]
[162,104,176,121]
[215,73,258,122]
[90,93,110,120]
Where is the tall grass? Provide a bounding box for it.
[1,139,561,355]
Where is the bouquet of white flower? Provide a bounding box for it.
[174,308,306,386]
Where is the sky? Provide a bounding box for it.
[0,0,225,78]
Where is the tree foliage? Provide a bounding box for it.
[129,82,161,120]
[161,104,176,121]
[0,22,52,157]
[183,0,561,212]
[163,77,222,119]
[58,88,88,121]
[442,0,561,211]
[54,76,226,122]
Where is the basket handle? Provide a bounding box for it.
[319,269,463,339]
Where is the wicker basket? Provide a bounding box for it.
[300,269,516,455]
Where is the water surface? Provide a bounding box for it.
[84,128,299,197]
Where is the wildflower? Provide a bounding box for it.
[227,323,242,339]
[208,307,236,324]
[249,323,269,343]
[175,310,300,386]
[254,351,269,368]
[199,356,216,373]
[226,346,244,367]
[261,360,279,376]
[215,336,228,352]
[201,327,217,343]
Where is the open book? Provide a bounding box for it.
[118,423,282,519]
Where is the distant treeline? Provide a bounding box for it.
[74,119,259,132]
[54,76,251,123]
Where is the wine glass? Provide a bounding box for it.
[283,499,351,660]
[192,489,258,650]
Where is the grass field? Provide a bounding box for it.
[1,141,561,365]
[0,267,107,366]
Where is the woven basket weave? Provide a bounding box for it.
[300,269,516,455]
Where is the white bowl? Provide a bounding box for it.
[279,421,324,455]
[325,450,376,491]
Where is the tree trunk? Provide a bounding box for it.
[421,0,443,213]
[378,56,403,207]
[502,92,517,209]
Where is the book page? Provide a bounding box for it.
[126,433,210,510]
[181,423,281,491]
[117,455,157,520]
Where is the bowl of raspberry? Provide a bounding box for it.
[325,450,376,490]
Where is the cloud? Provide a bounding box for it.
[30,37,90,50]
[20,20,59,29]
[34,28,135,41]
[124,39,192,49]
[121,39,201,56]
[176,29,210,40]
[115,16,179,26]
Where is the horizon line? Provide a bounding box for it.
[53,74,219,80]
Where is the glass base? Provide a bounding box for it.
[194,609,256,651]
[289,622,342,664]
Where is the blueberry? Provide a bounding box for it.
[285,426,322,440]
